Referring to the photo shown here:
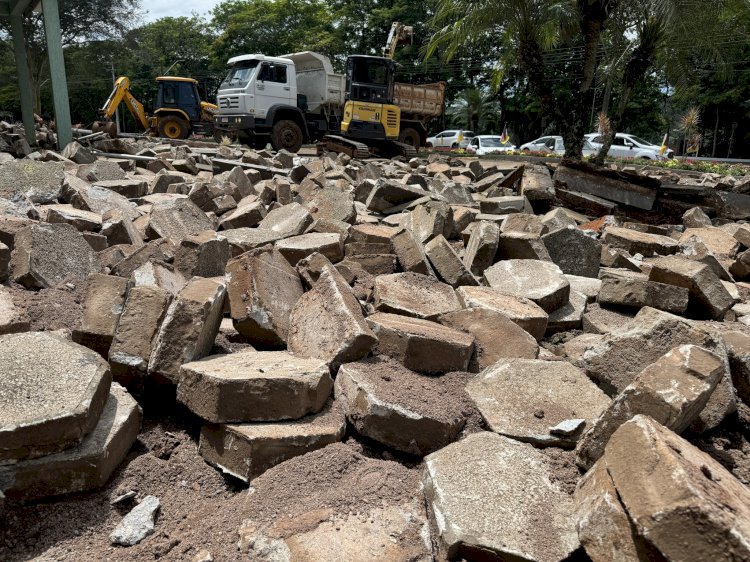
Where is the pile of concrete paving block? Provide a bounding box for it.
[3,135,750,560]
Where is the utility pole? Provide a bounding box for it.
[110,61,120,135]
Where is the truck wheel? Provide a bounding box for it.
[271,120,303,153]
[399,127,421,148]
[159,116,189,139]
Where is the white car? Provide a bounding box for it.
[426,130,475,149]
[466,135,516,155]
[585,132,674,160]
[520,135,597,157]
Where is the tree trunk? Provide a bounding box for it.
[601,74,613,115]
[711,107,719,158]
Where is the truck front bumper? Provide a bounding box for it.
[214,114,256,131]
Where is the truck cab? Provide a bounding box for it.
[215,54,304,149]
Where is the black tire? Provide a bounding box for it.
[158,115,190,140]
[248,137,269,150]
[399,127,421,147]
[451,142,459,149]
[425,142,433,148]
[271,119,303,152]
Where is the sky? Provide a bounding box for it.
[141,0,224,22]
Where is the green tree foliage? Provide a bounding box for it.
[447,87,501,132]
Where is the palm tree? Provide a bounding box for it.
[448,88,501,132]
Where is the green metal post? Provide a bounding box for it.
[40,0,72,149]
[9,15,36,146]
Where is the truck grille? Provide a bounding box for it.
[219,96,239,109]
[386,109,398,129]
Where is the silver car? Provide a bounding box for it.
[426,129,475,149]
[520,135,597,156]
[585,132,674,160]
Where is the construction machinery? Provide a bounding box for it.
[93,76,217,140]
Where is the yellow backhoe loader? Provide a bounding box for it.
[94,76,217,139]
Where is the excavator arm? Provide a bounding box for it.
[98,77,151,131]
[383,22,414,59]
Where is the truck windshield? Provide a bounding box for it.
[222,61,260,88]
[352,59,389,87]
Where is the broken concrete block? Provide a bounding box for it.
[0,286,29,335]
[680,226,740,260]
[542,226,601,278]
[218,199,266,230]
[219,227,284,257]
[276,232,343,265]
[198,401,345,482]
[109,285,171,388]
[479,195,530,215]
[131,261,186,295]
[296,251,334,289]
[484,259,570,313]
[424,234,477,288]
[580,307,734,432]
[0,241,10,282]
[437,307,539,370]
[94,178,148,199]
[391,228,431,274]
[373,272,460,320]
[601,225,678,256]
[603,415,750,562]
[423,432,579,561]
[598,268,689,314]
[11,223,101,289]
[0,383,141,502]
[366,312,473,373]
[495,231,551,260]
[148,277,226,383]
[146,198,214,244]
[502,212,549,236]
[335,358,469,455]
[467,358,609,448]
[582,303,635,334]
[0,332,112,464]
[566,274,601,303]
[0,160,64,204]
[44,204,102,232]
[101,208,144,247]
[226,246,303,346]
[456,286,548,341]
[683,206,712,228]
[519,163,555,209]
[365,179,426,212]
[306,187,356,224]
[288,265,377,367]
[554,163,658,210]
[649,255,734,319]
[404,200,451,244]
[723,330,750,407]
[110,495,160,547]
[547,289,588,332]
[462,220,499,275]
[174,230,230,279]
[61,142,96,164]
[541,207,577,232]
[258,201,313,238]
[576,344,725,470]
[178,350,332,423]
[72,273,129,356]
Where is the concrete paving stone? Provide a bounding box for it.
[580,306,735,432]
[306,187,356,224]
[581,302,635,334]
[467,358,610,448]
[542,226,601,278]
[576,344,725,470]
[0,331,112,464]
[424,234,477,288]
[101,208,144,247]
[501,212,548,235]
[219,227,284,257]
[94,178,148,199]
[276,232,343,265]
[148,277,226,383]
[479,195,530,215]
[565,274,601,303]
[649,255,734,319]
[77,160,127,182]
[680,226,740,260]
[484,259,570,313]
[680,234,735,281]
[218,199,266,230]
[603,416,750,562]
[547,289,588,333]
[109,285,171,388]
[11,223,101,289]
[462,220,499,276]
[520,164,555,208]
[390,228,431,274]
[495,231,551,260]
[226,246,303,346]
[404,200,451,244]
[456,285,548,340]
[0,160,64,204]
[365,179,426,212]
[61,142,96,164]
[423,431,579,562]
[198,400,345,482]
[258,202,314,239]
[437,307,539,371]
[335,357,468,455]
[541,207,577,232]
[366,312,473,373]
[173,230,230,279]
[373,272,460,320]
[601,225,679,256]
[65,181,138,223]
[178,349,332,423]
[348,223,398,245]
[288,265,377,367]
[146,198,214,244]
[0,286,29,335]
[0,383,141,502]
[72,273,129,356]
[598,268,689,314]
[44,204,102,232]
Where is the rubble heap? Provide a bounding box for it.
[2,135,750,561]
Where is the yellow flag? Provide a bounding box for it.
[659,132,668,156]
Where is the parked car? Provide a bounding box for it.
[426,129,475,149]
[585,132,674,160]
[520,135,597,157]
[466,135,516,155]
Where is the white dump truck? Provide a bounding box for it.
[213,51,445,157]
